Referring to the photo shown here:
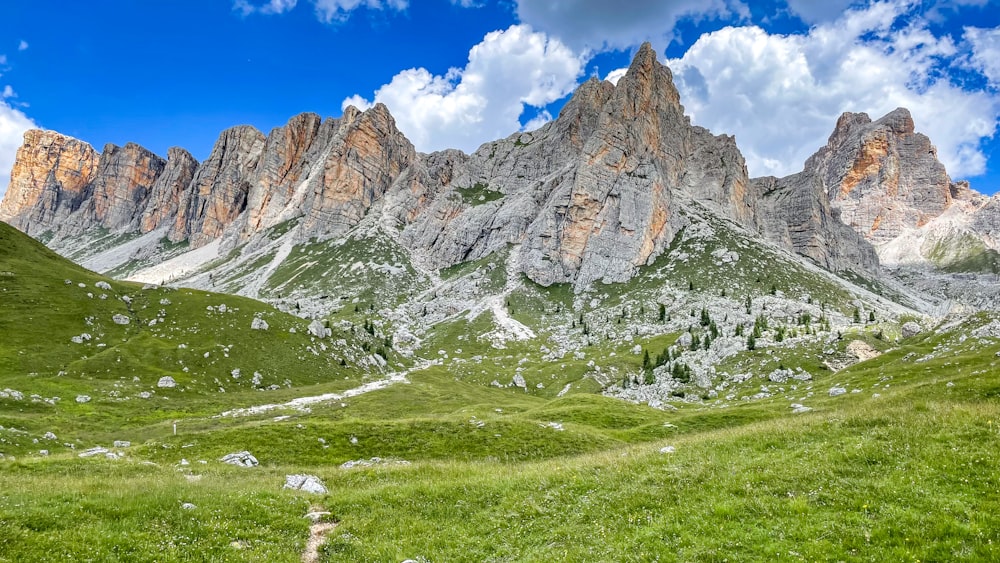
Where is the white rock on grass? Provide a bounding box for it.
[181,502,197,510]
[283,474,328,494]
[828,386,847,397]
[660,446,676,454]
[95,281,112,291]
[157,376,177,388]
[251,317,269,331]
[113,440,131,448]
[901,321,922,338]
[308,320,331,339]
[112,314,131,325]
[220,451,259,467]
[43,431,57,440]
[78,447,121,460]
[790,403,813,413]
[75,395,91,403]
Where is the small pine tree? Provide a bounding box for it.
[735,324,744,337]
[688,280,695,291]
[869,310,876,323]
[690,334,701,351]
[745,295,752,314]
[643,369,655,386]
[700,308,711,327]
[853,307,862,323]
[642,349,651,371]
[658,303,666,322]
[747,333,756,350]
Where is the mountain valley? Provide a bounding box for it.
[1,44,999,561]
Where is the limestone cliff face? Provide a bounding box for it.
[0,43,884,287]
[752,173,879,273]
[83,143,166,233]
[241,112,324,237]
[0,130,100,236]
[816,108,959,244]
[394,43,763,287]
[171,125,266,246]
[298,104,417,239]
[140,147,198,234]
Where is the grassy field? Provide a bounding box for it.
[2,221,999,561]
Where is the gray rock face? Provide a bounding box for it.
[171,125,267,246]
[751,172,879,274]
[1,44,884,290]
[140,147,198,234]
[815,109,962,244]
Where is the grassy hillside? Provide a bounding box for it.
[2,221,997,561]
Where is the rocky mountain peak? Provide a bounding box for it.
[0,130,101,235]
[807,107,956,244]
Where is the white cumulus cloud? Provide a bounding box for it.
[514,0,749,52]
[342,24,583,153]
[17,40,28,51]
[0,100,37,200]
[664,1,1000,180]
[966,25,1000,86]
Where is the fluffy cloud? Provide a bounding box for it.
[17,40,28,52]
[663,1,1000,179]
[966,25,1000,86]
[514,0,748,52]
[0,100,37,200]
[343,24,583,153]
[313,0,407,23]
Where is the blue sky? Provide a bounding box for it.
[1,0,999,197]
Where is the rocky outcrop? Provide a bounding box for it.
[140,147,198,233]
[0,130,100,236]
[817,108,964,244]
[394,43,763,287]
[171,125,266,246]
[752,172,879,273]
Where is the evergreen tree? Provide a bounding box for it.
[658,303,666,322]
[869,310,876,323]
[853,307,862,323]
[700,308,711,327]
[747,333,756,350]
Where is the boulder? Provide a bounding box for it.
[901,321,921,338]
[283,474,328,494]
[220,451,259,467]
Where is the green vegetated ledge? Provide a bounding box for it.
[456,182,504,206]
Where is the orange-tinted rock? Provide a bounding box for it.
[0,130,100,236]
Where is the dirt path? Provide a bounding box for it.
[301,507,337,563]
